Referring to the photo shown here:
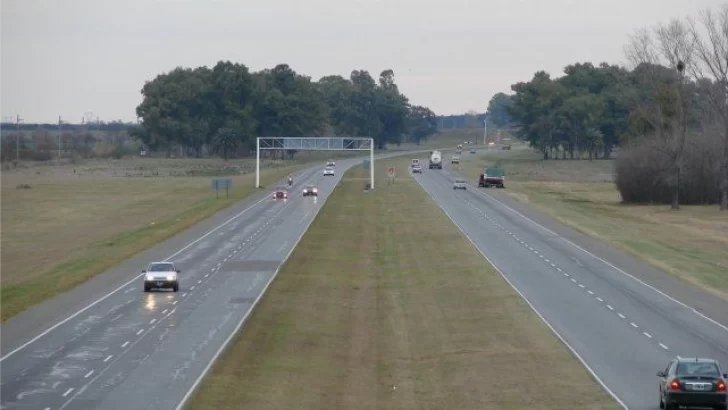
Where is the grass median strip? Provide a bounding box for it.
[187,158,620,410]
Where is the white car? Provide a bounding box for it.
[453,179,467,190]
[327,160,336,167]
[143,261,180,292]
[323,166,335,176]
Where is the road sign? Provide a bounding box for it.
[212,177,232,199]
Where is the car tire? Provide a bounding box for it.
[144,285,150,293]
[173,284,179,292]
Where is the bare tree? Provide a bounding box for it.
[688,4,728,210]
[625,19,696,209]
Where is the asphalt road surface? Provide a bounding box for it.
[413,151,728,410]
[0,152,410,410]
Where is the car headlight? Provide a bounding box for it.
[167,275,176,281]
[146,274,154,281]
[313,188,318,192]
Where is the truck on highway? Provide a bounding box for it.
[429,150,443,169]
[478,167,505,188]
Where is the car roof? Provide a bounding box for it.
[275,186,288,190]
[677,357,719,364]
[305,184,316,187]
[149,261,174,266]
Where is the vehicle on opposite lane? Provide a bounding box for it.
[302,185,318,196]
[658,357,727,410]
[273,186,289,200]
[323,166,335,176]
[143,261,180,292]
[453,179,467,190]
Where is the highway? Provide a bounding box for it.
[412,151,728,410]
[0,152,404,410]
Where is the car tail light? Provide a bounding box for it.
[669,379,681,391]
[717,379,726,392]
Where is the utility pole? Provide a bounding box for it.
[15,114,23,162]
[483,115,487,145]
[58,116,63,162]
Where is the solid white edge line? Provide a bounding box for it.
[467,183,728,334]
[412,173,630,410]
[0,192,274,362]
[173,162,355,410]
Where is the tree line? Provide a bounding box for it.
[486,4,727,210]
[132,63,438,159]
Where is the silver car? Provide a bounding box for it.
[323,166,335,176]
[453,179,467,190]
[143,261,180,292]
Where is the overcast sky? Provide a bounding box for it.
[1,0,724,123]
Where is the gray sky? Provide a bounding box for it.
[1,0,724,123]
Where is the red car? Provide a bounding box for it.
[273,186,288,200]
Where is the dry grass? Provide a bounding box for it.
[457,148,728,300]
[187,157,620,410]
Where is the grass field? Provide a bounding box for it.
[0,130,467,322]
[456,147,728,301]
[186,157,620,410]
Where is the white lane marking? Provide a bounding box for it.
[556,267,562,272]
[149,319,156,325]
[121,341,129,348]
[570,278,577,283]
[162,309,168,314]
[197,280,202,284]
[136,329,144,335]
[190,286,195,290]
[410,176,629,410]
[597,297,604,302]
[84,369,95,378]
[587,290,594,295]
[204,274,209,278]
[0,192,273,362]
[62,388,74,397]
[174,177,331,410]
[172,300,178,305]
[578,284,585,288]
[545,259,550,263]
[469,186,728,334]
[550,263,556,267]
[564,273,570,277]
[630,322,639,328]
[643,332,652,338]
[104,355,113,362]
[659,343,669,350]
[182,293,187,297]
[617,313,626,319]
[606,305,614,310]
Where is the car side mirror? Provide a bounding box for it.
[141,270,146,273]
[656,371,666,377]
[176,270,181,273]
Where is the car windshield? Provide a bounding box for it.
[149,263,174,272]
[456,180,466,183]
[306,186,315,189]
[276,186,287,191]
[676,362,720,377]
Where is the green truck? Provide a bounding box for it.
[478,167,505,188]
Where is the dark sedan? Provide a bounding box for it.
[272,186,288,200]
[657,357,727,410]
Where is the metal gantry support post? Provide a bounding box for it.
[255,137,261,188]
[369,138,374,190]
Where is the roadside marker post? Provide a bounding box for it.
[212,178,232,199]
